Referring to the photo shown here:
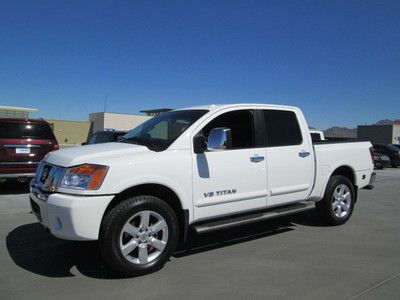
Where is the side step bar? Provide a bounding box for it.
[193,201,315,234]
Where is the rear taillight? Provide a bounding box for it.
[53,144,59,150]
[369,147,374,162]
[394,152,400,157]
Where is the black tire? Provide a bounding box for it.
[315,175,355,226]
[99,195,179,277]
[391,163,398,168]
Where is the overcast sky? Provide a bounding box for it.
[1,0,399,129]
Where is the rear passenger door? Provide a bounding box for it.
[258,109,314,207]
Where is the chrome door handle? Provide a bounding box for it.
[299,151,310,158]
[250,155,265,163]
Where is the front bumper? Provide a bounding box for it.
[0,173,35,179]
[29,186,114,241]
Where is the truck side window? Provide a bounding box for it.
[201,110,254,149]
[96,132,114,143]
[262,110,302,147]
[88,132,98,144]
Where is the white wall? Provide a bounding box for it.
[89,113,105,133]
[89,112,151,133]
[393,124,400,143]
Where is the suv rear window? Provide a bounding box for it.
[95,131,114,143]
[0,122,55,139]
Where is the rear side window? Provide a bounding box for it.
[0,122,55,139]
[88,132,98,144]
[385,144,400,152]
[261,110,302,147]
[95,132,114,143]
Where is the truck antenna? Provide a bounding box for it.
[103,96,108,112]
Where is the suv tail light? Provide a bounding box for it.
[369,147,375,162]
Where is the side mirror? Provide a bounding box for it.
[207,128,232,151]
[193,134,207,154]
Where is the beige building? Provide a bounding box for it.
[0,105,38,118]
[46,119,92,148]
[89,112,151,133]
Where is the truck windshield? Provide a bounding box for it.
[120,110,208,151]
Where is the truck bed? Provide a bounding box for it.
[309,141,373,199]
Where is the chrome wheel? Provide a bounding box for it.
[119,210,169,265]
[332,184,351,218]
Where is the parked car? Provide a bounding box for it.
[371,149,390,169]
[29,104,375,276]
[0,118,58,181]
[391,144,400,150]
[372,143,400,167]
[84,130,128,145]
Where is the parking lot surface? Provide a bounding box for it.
[1,169,399,299]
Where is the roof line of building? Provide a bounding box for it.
[46,119,91,123]
[0,105,38,112]
[90,112,149,116]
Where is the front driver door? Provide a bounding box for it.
[192,109,268,221]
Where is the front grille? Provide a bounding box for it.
[40,164,52,183]
[30,198,42,222]
[35,162,65,192]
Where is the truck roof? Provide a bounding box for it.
[176,103,298,111]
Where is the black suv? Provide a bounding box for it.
[372,144,400,167]
[84,130,128,145]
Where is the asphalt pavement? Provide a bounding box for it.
[1,169,399,299]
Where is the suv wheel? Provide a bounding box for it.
[316,175,355,225]
[99,195,179,277]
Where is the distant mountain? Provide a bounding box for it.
[322,118,399,139]
[374,119,400,125]
[324,127,357,138]
[375,119,393,125]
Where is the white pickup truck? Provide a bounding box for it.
[29,104,375,276]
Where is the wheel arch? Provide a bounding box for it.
[329,165,358,201]
[331,165,355,186]
[102,183,189,245]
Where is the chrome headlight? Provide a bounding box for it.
[59,164,109,190]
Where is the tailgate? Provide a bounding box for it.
[0,139,55,163]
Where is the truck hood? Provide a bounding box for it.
[45,142,149,167]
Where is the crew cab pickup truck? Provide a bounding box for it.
[29,104,375,276]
